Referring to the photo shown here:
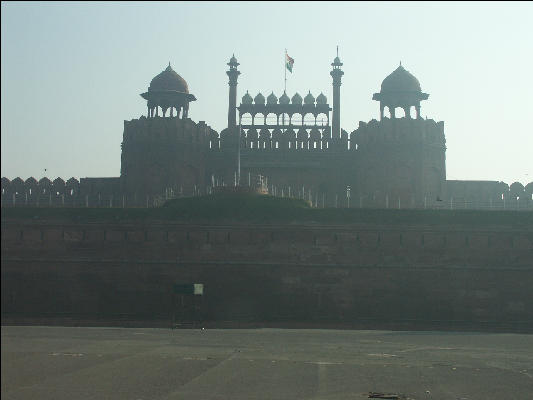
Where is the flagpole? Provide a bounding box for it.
[284,48,287,93]
[283,49,287,126]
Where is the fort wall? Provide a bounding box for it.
[2,216,532,329]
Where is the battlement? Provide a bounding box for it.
[351,117,446,150]
[123,115,216,146]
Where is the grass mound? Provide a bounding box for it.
[162,192,311,221]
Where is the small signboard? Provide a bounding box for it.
[173,283,203,295]
[193,284,204,295]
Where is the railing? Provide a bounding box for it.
[2,186,532,211]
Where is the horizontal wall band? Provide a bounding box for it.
[2,258,531,271]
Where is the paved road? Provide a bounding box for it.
[2,326,532,399]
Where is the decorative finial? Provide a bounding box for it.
[169,61,171,67]
[337,45,339,57]
[400,61,402,66]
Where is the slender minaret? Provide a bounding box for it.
[226,54,241,129]
[330,47,344,139]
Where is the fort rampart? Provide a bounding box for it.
[2,213,532,330]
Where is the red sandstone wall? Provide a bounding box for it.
[2,219,532,328]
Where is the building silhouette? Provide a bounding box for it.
[1,55,532,208]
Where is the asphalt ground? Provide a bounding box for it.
[2,326,532,400]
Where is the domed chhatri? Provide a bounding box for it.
[291,92,303,105]
[304,91,315,105]
[316,92,327,104]
[254,92,265,105]
[279,91,290,105]
[372,63,429,120]
[242,91,253,105]
[141,63,197,119]
[267,92,278,105]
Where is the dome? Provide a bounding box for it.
[254,92,265,105]
[228,54,239,66]
[291,92,303,105]
[332,56,343,67]
[267,92,278,105]
[242,91,253,105]
[149,64,189,93]
[380,65,421,93]
[316,92,327,104]
[279,91,290,105]
[304,91,315,105]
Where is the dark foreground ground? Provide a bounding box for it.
[2,326,532,400]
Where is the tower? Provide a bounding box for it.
[123,65,211,200]
[330,48,344,139]
[352,64,446,207]
[226,54,241,129]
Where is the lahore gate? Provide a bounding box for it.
[1,54,532,208]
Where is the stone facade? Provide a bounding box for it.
[2,215,532,328]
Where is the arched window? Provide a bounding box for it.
[279,113,290,126]
[292,113,303,126]
[266,113,277,126]
[316,113,328,127]
[303,113,315,126]
[240,112,253,126]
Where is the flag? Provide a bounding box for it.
[285,52,294,73]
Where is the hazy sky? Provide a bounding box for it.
[1,1,532,185]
